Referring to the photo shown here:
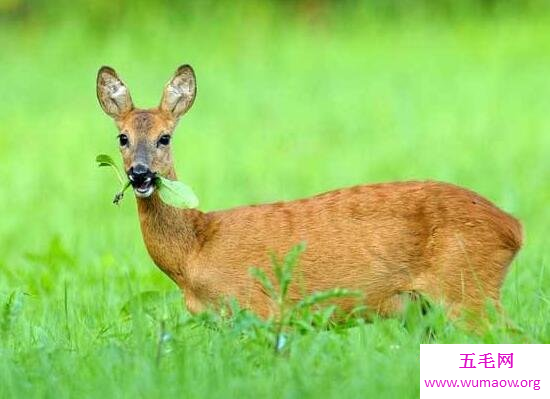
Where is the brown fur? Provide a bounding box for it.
[97,65,523,320]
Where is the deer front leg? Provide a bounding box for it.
[183,289,205,314]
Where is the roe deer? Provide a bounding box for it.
[96,65,522,320]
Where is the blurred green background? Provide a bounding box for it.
[0,1,549,398]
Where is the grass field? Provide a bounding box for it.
[0,2,549,398]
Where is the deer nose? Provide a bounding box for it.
[128,164,152,185]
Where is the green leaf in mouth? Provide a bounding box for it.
[96,154,130,205]
[96,154,126,186]
[156,176,199,209]
[113,181,132,205]
[96,153,199,208]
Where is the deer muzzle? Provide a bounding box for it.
[128,164,156,198]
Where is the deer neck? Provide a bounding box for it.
[135,168,207,283]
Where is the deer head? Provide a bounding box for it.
[96,65,196,197]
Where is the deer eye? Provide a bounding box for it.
[158,134,171,147]
[118,134,129,147]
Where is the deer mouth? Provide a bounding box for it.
[132,176,155,198]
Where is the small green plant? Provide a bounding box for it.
[249,242,362,352]
[178,244,363,354]
[95,154,199,208]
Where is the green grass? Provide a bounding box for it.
[0,3,549,398]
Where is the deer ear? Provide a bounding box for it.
[96,66,134,119]
[160,65,196,120]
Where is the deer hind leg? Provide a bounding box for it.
[420,246,516,322]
